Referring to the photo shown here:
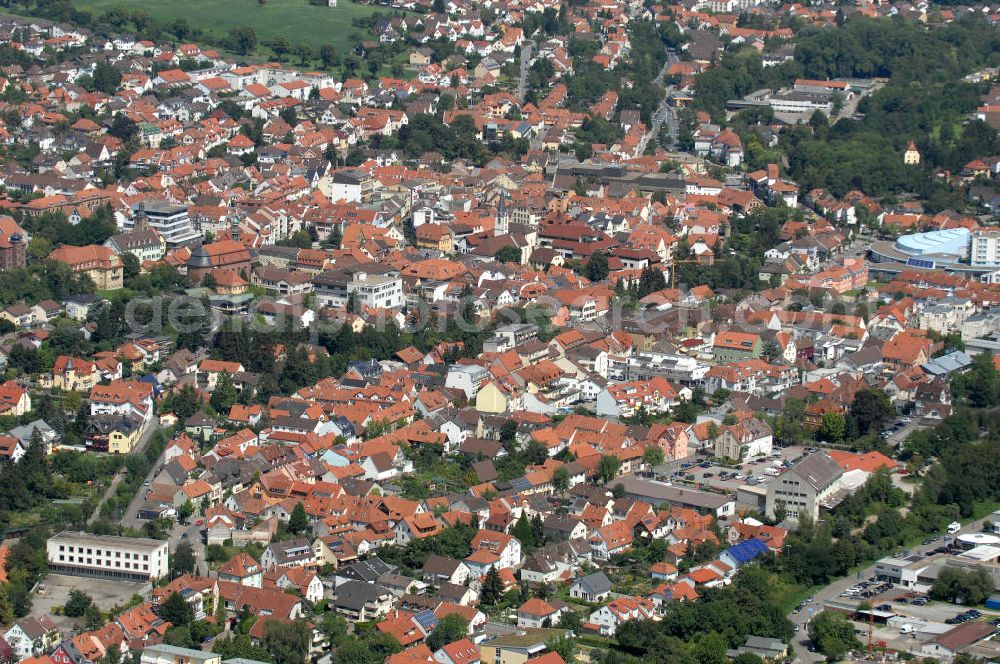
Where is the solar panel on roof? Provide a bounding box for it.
[413,609,438,631]
[509,477,532,492]
[906,257,935,269]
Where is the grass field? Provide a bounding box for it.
[73,0,399,52]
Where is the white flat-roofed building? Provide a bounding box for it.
[47,531,169,582]
[129,201,200,248]
[347,272,403,310]
[140,644,221,664]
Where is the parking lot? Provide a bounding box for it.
[31,573,148,632]
[654,445,806,492]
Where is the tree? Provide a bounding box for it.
[84,604,104,630]
[495,245,521,264]
[849,388,893,435]
[694,632,727,664]
[642,446,665,468]
[172,541,196,576]
[761,339,782,362]
[228,27,258,55]
[808,610,860,661]
[931,566,995,605]
[585,250,609,282]
[773,499,788,524]
[213,634,270,661]
[499,420,519,452]
[552,466,570,493]
[64,589,93,617]
[818,411,846,443]
[108,114,138,142]
[121,252,140,281]
[91,61,122,94]
[546,635,575,662]
[512,513,536,550]
[288,501,309,535]
[319,44,338,69]
[178,499,195,522]
[733,655,763,664]
[637,267,667,298]
[158,592,194,626]
[480,567,503,606]
[263,620,311,664]
[522,439,548,466]
[953,351,1000,408]
[426,614,468,651]
[596,455,622,484]
[210,371,238,413]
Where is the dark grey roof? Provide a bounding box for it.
[335,580,390,610]
[338,557,395,583]
[422,554,463,577]
[572,571,612,595]
[788,452,843,491]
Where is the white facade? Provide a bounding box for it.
[129,202,200,248]
[445,365,489,399]
[140,644,220,664]
[970,230,1000,267]
[47,531,169,581]
[347,272,404,310]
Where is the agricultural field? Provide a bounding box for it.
[72,0,404,52]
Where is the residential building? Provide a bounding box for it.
[48,245,123,290]
[569,572,612,602]
[0,215,27,271]
[4,617,60,661]
[347,272,404,310]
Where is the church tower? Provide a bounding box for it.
[494,192,510,237]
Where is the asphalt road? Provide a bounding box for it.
[87,420,161,526]
[517,43,533,103]
[116,432,209,575]
[641,51,679,154]
[119,426,171,531]
[787,515,996,663]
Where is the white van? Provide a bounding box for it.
[765,467,781,477]
[899,624,914,635]
[947,521,961,535]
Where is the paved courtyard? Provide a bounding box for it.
[31,573,148,633]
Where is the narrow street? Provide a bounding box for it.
[640,50,679,154]
[517,43,533,103]
[87,421,161,526]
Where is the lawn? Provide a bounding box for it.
[73,0,400,52]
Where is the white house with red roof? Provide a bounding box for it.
[433,637,480,664]
[469,530,522,570]
[587,596,656,636]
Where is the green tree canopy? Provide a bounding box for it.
[425,613,468,652]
